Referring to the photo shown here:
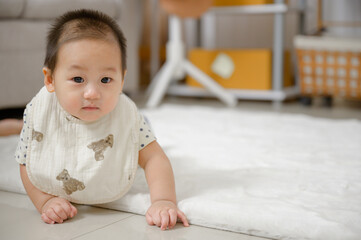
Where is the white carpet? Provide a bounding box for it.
[1,104,361,240]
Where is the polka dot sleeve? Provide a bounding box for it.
[14,103,32,165]
[138,113,156,151]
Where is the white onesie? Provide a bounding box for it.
[14,87,155,204]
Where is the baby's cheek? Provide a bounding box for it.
[103,96,119,114]
[59,96,81,114]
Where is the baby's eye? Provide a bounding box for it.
[73,77,84,83]
[101,77,111,84]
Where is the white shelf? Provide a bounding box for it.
[148,0,305,106]
[168,84,299,101]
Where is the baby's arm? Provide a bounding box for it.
[0,119,23,136]
[19,165,77,224]
[138,141,189,230]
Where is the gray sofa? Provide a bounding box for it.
[0,0,142,109]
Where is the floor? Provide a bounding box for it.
[0,191,267,240]
[1,95,360,240]
[134,94,361,120]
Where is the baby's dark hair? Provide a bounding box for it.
[44,9,127,76]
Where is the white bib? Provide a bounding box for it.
[25,87,140,204]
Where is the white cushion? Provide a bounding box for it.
[23,0,121,19]
[0,0,25,18]
[0,21,48,109]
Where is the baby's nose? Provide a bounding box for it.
[84,84,100,100]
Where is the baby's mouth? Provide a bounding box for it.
[82,106,99,111]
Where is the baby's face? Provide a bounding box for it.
[46,38,124,122]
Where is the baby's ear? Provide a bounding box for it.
[43,67,55,93]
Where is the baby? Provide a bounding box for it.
[14,9,188,230]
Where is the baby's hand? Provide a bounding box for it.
[41,197,77,224]
[146,200,189,230]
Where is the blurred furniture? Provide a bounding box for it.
[320,0,361,38]
[185,49,293,90]
[146,0,237,108]
[295,36,361,103]
[0,0,143,109]
[294,0,361,106]
[171,0,301,106]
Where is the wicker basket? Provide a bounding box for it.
[294,36,361,100]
